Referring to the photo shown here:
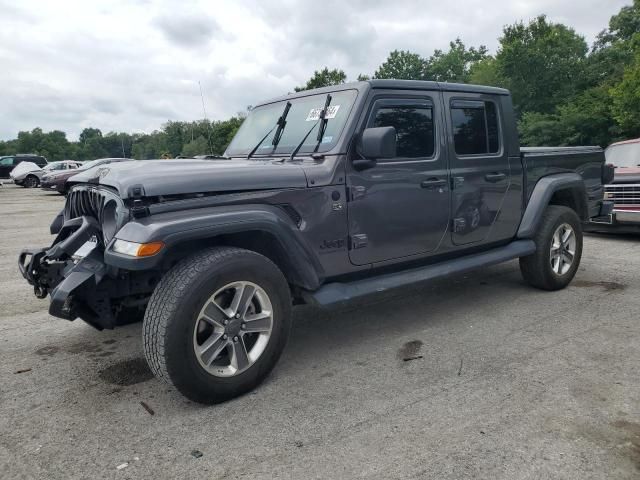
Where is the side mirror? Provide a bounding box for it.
[361,126,396,159]
[354,126,396,171]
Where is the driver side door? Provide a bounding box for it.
[347,91,450,266]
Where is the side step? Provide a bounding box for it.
[307,240,536,306]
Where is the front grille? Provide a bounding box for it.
[605,184,640,206]
[64,186,126,244]
[65,187,109,222]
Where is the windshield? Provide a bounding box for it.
[44,162,64,171]
[78,159,103,170]
[226,89,358,157]
[605,141,640,168]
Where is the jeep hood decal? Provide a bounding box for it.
[69,159,308,198]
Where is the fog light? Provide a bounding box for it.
[112,239,164,257]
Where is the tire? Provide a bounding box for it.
[519,205,583,291]
[143,246,292,404]
[24,175,39,188]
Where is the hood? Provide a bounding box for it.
[612,166,640,184]
[10,162,40,179]
[68,159,309,198]
[43,169,78,181]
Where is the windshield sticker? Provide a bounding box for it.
[306,105,340,121]
[321,135,333,144]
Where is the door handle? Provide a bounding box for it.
[421,178,447,189]
[485,172,507,183]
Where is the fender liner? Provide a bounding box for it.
[517,173,588,239]
[105,204,323,290]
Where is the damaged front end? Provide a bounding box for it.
[18,185,150,330]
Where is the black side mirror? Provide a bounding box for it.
[354,126,396,171]
[362,126,396,159]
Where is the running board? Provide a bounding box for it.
[307,240,536,306]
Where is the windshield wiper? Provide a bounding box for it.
[271,101,292,151]
[247,101,292,159]
[313,94,332,153]
[289,94,332,161]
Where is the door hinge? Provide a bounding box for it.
[347,185,366,201]
[349,234,368,249]
[451,176,465,190]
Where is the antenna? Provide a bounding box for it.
[199,81,215,155]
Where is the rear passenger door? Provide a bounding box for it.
[443,93,513,246]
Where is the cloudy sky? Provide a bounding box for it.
[0,0,629,140]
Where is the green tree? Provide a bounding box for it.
[373,50,429,80]
[595,0,640,48]
[468,57,505,87]
[519,86,619,147]
[426,38,488,83]
[181,135,210,157]
[295,67,347,92]
[78,127,102,144]
[497,15,588,114]
[610,55,640,136]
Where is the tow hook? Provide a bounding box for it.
[34,285,47,299]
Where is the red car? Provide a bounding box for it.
[589,138,640,232]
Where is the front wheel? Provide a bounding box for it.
[143,247,292,404]
[519,205,583,290]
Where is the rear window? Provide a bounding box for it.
[451,100,500,156]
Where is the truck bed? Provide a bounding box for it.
[521,146,605,217]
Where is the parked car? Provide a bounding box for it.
[40,158,130,194]
[587,138,640,233]
[11,160,83,188]
[19,80,610,404]
[0,154,47,178]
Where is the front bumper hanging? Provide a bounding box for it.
[18,215,115,329]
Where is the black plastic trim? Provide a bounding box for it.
[306,240,535,306]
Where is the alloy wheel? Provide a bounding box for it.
[193,281,273,377]
[550,223,576,275]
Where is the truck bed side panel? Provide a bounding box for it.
[522,146,605,217]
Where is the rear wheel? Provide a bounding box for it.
[143,247,291,404]
[519,205,583,290]
[24,175,39,188]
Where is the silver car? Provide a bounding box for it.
[11,160,83,188]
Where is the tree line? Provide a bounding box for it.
[1,1,638,161]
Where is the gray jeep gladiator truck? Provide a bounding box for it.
[19,80,612,404]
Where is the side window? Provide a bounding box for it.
[451,100,500,156]
[0,157,14,166]
[371,104,435,158]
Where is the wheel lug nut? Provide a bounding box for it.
[235,314,240,319]
[233,336,239,342]
[241,323,246,330]
[223,320,229,325]
[222,334,228,340]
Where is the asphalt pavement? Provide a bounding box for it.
[1,183,639,479]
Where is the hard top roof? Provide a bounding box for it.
[257,80,509,107]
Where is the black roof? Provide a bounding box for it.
[258,80,509,107]
[365,79,509,96]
